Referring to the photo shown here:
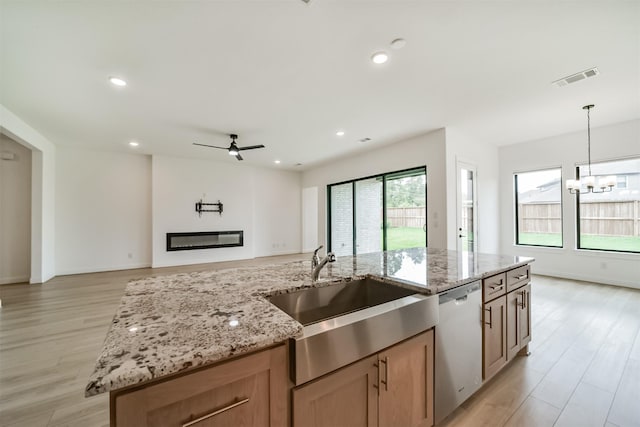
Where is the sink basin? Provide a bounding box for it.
[268,277,416,326]
[268,276,439,385]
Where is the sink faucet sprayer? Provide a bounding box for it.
[311,245,336,281]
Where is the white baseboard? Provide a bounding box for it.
[56,262,152,276]
[532,270,639,290]
[0,275,29,285]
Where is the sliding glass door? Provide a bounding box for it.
[329,183,353,257]
[385,169,427,250]
[355,178,383,254]
[328,167,426,255]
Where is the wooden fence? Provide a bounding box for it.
[518,200,640,236]
[387,207,425,228]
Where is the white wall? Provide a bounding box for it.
[152,155,301,268]
[445,127,500,253]
[302,129,448,250]
[302,186,318,253]
[252,167,302,257]
[0,134,31,284]
[0,104,56,283]
[499,119,640,288]
[55,147,152,274]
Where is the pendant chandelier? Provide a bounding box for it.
[565,104,616,194]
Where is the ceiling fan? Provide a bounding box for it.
[193,134,265,161]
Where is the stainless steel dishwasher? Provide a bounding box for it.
[435,280,482,424]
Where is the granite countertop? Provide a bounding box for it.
[85,247,533,397]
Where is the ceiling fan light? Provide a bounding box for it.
[228,148,238,156]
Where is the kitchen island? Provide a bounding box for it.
[86,247,533,426]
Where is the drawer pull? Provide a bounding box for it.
[489,284,503,291]
[515,274,528,280]
[182,398,250,427]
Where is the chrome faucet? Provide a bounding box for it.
[312,249,336,281]
[311,245,323,270]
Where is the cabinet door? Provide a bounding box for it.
[519,283,532,348]
[378,329,434,427]
[293,355,378,427]
[112,345,287,427]
[506,290,521,361]
[483,296,507,380]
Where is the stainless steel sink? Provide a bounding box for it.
[268,276,439,385]
[268,277,417,325]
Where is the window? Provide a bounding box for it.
[577,157,640,253]
[514,168,563,247]
[328,167,426,255]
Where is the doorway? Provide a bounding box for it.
[456,161,478,253]
[0,133,31,284]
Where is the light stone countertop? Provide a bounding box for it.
[85,248,533,397]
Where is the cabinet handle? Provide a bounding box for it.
[380,356,389,391]
[515,274,528,280]
[182,398,249,427]
[489,284,503,291]
[485,306,493,329]
[518,291,525,309]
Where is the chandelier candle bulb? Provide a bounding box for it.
[603,175,617,188]
[583,176,596,188]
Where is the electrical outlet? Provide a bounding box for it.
[128,253,133,259]
[600,262,607,270]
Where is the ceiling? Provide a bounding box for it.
[1,1,638,170]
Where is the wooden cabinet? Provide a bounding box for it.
[483,272,506,301]
[506,264,530,293]
[378,330,434,427]
[293,329,434,427]
[293,355,378,427]
[110,345,287,427]
[482,265,532,381]
[483,295,507,380]
[519,283,532,348]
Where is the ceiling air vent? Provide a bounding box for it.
[552,67,599,87]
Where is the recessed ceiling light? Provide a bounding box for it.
[274,160,281,164]
[109,76,127,87]
[128,141,139,147]
[371,52,388,64]
[336,130,345,137]
[390,38,407,49]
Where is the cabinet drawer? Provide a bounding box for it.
[506,265,530,292]
[483,273,506,302]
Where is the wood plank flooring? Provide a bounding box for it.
[1,258,639,427]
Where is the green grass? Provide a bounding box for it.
[385,227,426,250]
[518,232,640,252]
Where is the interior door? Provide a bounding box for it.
[456,161,478,253]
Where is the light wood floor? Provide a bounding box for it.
[1,257,639,427]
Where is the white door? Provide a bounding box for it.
[456,161,478,253]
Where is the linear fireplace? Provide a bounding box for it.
[166,231,244,251]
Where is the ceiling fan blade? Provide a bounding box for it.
[235,153,244,161]
[237,144,265,151]
[193,143,229,150]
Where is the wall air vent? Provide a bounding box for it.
[552,67,599,87]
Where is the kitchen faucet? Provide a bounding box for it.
[311,246,336,281]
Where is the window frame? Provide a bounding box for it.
[575,157,640,255]
[513,167,564,248]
